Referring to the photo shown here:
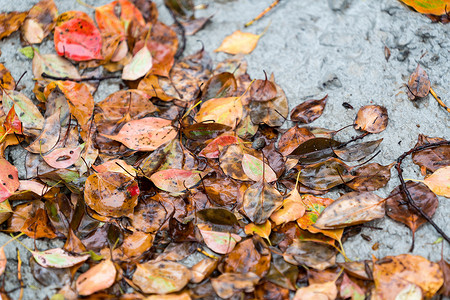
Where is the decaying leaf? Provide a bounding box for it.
[354,105,388,133]
[385,181,438,249]
[195,97,243,129]
[150,169,202,194]
[198,223,241,254]
[412,134,450,173]
[290,95,328,124]
[283,239,336,271]
[243,179,283,224]
[242,153,277,182]
[333,139,383,162]
[372,254,443,299]
[293,280,338,300]
[21,0,58,44]
[399,0,450,16]
[76,259,116,296]
[32,248,89,268]
[0,11,27,40]
[347,163,393,192]
[122,45,153,80]
[314,191,385,229]
[133,261,190,294]
[407,64,430,100]
[211,272,260,299]
[270,185,306,225]
[101,117,177,151]
[0,158,19,202]
[298,158,355,190]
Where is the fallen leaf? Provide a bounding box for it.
[54,17,103,61]
[423,166,450,197]
[76,259,116,296]
[278,126,315,156]
[211,272,260,299]
[215,30,265,55]
[150,169,202,193]
[293,281,337,300]
[32,248,89,268]
[347,163,393,192]
[21,0,58,44]
[32,52,80,81]
[385,181,438,250]
[0,63,15,92]
[242,153,277,182]
[43,144,84,169]
[372,254,443,299]
[195,97,243,129]
[122,45,153,80]
[0,11,27,40]
[198,223,241,254]
[407,64,430,100]
[191,257,218,283]
[0,158,19,202]
[399,0,450,16]
[243,179,283,224]
[270,186,306,225]
[289,138,341,165]
[101,117,177,151]
[284,239,336,271]
[333,139,383,162]
[198,134,239,158]
[25,108,61,154]
[314,191,385,229]
[84,171,139,218]
[412,134,450,173]
[290,95,328,124]
[354,105,388,134]
[133,261,190,294]
[244,221,272,242]
[298,158,355,190]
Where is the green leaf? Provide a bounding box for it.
[19,46,37,59]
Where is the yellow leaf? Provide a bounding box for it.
[215,30,264,55]
[424,166,450,198]
[244,221,271,244]
[195,97,243,129]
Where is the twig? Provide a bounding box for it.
[41,72,120,82]
[15,71,27,89]
[429,87,450,113]
[245,0,281,27]
[17,248,24,300]
[395,140,450,248]
[337,132,369,149]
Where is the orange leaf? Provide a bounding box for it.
[215,30,264,55]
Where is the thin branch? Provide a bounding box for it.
[395,140,450,247]
[41,72,120,82]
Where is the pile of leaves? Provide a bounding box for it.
[0,0,449,299]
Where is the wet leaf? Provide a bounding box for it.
[54,81,94,126]
[289,138,341,164]
[314,191,385,229]
[26,109,61,154]
[84,171,139,218]
[278,126,315,156]
[76,259,116,296]
[2,91,45,135]
[249,81,289,127]
[198,223,241,254]
[266,252,299,290]
[0,11,27,40]
[21,0,58,44]
[385,181,438,247]
[284,239,336,271]
[293,281,338,300]
[122,45,153,81]
[270,187,306,226]
[347,162,393,192]
[412,134,450,172]
[338,260,373,281]
[196,97,243,129]
[95,89,156,124]
[407,64,430,100]
[54,17,103,61]
[333,139,383,162]
[32,52,80,81]
[198,134,238,158]
[32,248,89,268]
[0,158,19,202]
[250,77,277,102]
[102,117,177,151]
[182,123,232,141]
[0,63,15,93]
[196,208,238,227]
[399,0,450,16]
[43,144,84,169]
[191,257,218,283]
[133,260,190,294]
[201,72,237,101]
[150,169,202,193]
[242,153,277,182]
[372,254,443,299]
[423,166,450,197]
[244,221,271,242]
[438,256,450,297]
[223,236,271,277]
[354,105,388,133]
[0,247,6,276]
[290,95,328,124]
[211,272,260,299]
[219,144,253,181]
[298,158,355,190]
[296,194,344,241]
[243,180,283,224]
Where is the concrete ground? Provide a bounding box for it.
[1,0,449,298]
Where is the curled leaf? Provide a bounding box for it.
[290,95,328,124]
[76,259,116,296]
[354,105,388,134]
